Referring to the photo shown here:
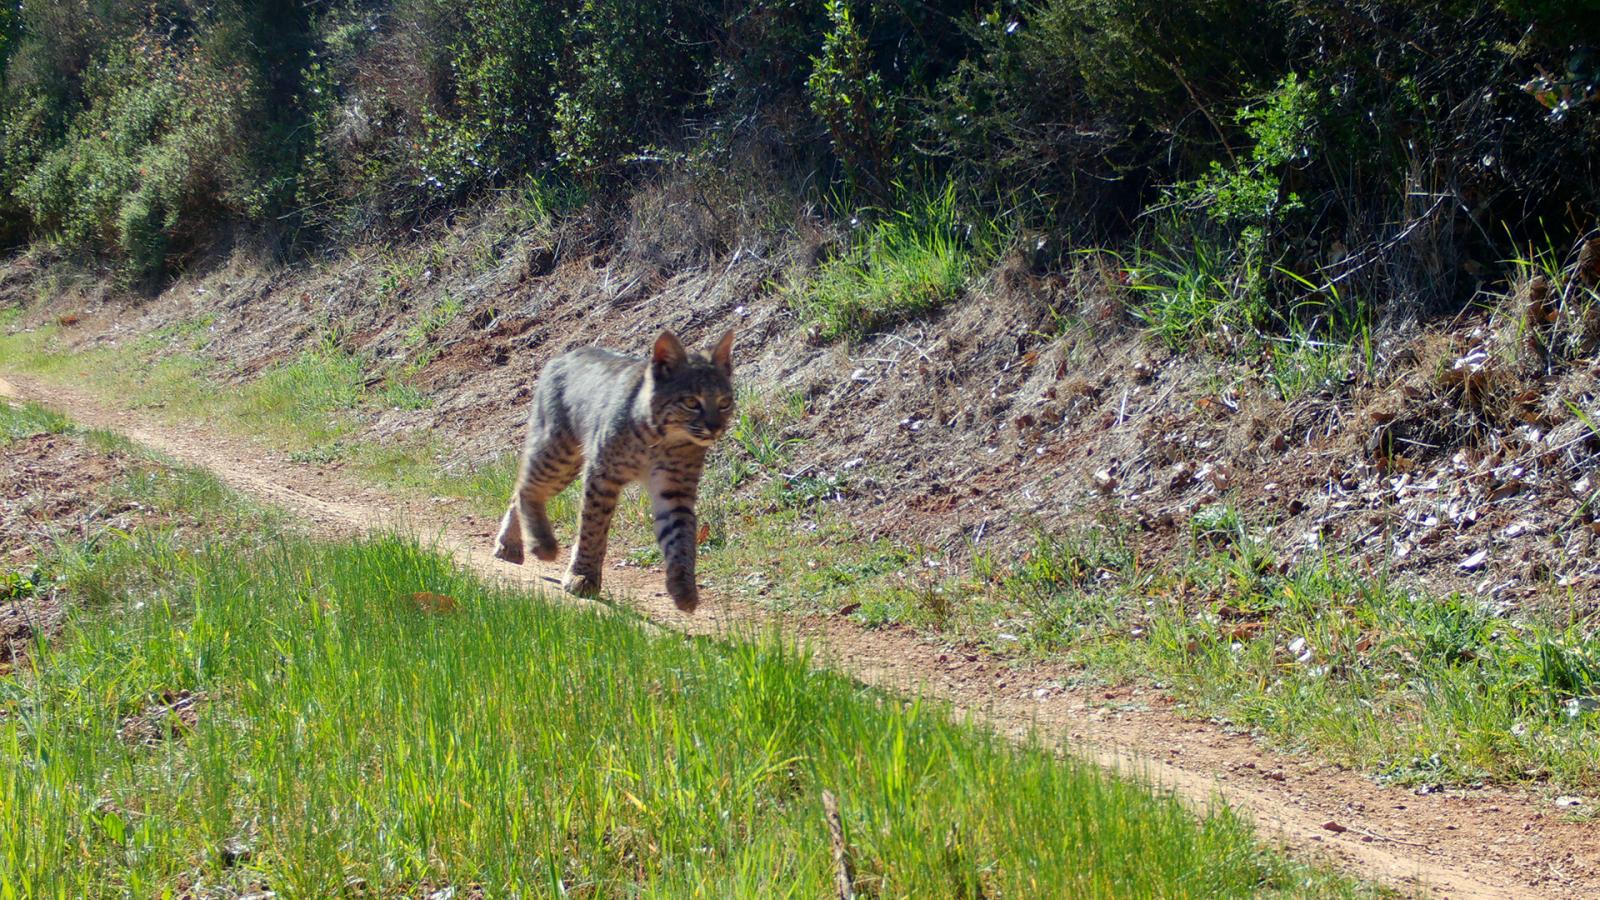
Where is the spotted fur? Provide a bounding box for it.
[493,329,735,611]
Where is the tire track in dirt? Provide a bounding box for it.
[3,371,1592,899]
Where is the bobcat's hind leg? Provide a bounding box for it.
[494,436,581,565]
[493,504,526,565]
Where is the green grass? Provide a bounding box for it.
[0,431,1369,897]
[879,518,1600,791]
[1122,245,1375,401]
[0,325,502,504]
[1125,241,1266,353]
[0,399,69,442]
[793,182,998,342]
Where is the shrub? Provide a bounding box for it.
[12,35,205,277]
[1,0,1597,322]
[923,0,1287,237]
[552,0,711,173]
[806,0,898,196]
[1172,74,1320,240]
[416,0,569,195]
[2,2,316,277]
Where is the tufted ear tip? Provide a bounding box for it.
[711,328,734,376]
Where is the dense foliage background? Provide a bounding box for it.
[0,0,1597,327]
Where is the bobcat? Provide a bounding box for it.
[493,329,735,611]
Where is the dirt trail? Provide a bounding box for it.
[3,371,1593,899]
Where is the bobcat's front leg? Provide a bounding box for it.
[649,464,702,612]
[564,467,621,597]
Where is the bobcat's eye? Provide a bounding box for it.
[680,397,701,411]
[717,397,733,411]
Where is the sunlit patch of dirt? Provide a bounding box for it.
[1,432,139,672]
[0,431,206,672]
[1,432,133,566]
[118,689,207,745]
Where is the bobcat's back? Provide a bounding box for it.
[530,347,648,450]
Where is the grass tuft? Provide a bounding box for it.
[0,400,70,442]
[793,182,999,342]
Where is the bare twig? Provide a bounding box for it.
[821,790,855,900]
[882,333,935,365]
[1352,825,1430,848]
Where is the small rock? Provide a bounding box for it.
[219,839,253,867]
[1321,820,1348,833]
[1564,697,1600,718]
[1459,549,1489,572]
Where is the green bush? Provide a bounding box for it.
[2,2,316,276]
[417,0,568,195]
[806,0,898,196]
[0,0,1597,325]
[1173,74,1320,238]
[552,0,710,172]
[922,0,1286,236]
[12,36,202,277]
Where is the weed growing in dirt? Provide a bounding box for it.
[1126,240,1267,352]
[0,517,1367,896]
[1123,244,1375,401]
[506,173,590,230]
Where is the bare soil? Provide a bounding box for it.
[0,423,140,675]
[5,371,1597,899]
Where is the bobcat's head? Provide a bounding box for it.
[648,329,735,447]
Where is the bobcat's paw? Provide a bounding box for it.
[493,541,525,566]
[562,570,602,597]
[531,541,560,562]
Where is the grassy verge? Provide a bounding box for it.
[855,513,1600,792]
[0,317,512,513]
[0,403,1369,896]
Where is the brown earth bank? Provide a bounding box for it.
[3,371,1598,898]
[4,209,1598,621]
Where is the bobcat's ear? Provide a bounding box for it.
[652,330,688,376]
[710,328,734,377]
